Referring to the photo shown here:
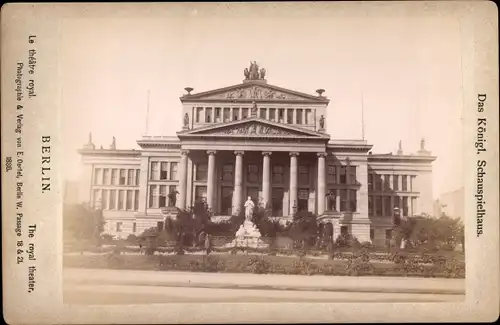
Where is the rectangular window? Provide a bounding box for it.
[223,107,230,122]
[233,108,239,120]
[195,186,207,203]
[368,195,373,216]
[215,107,221,122]
[296,109,303,124]
[135,169,140,185]
[247,164,259,183]
[116,222,123,233]
[269,108,276,121]
[159,185,167,208]
[298,188,309,212]
[339,189,347,212]
[103,169,110,185]
[119,169,127,185]
[118,190,125,210]
[384,196,392,216]
[402,196,409,216]
[278,108,285,123]
[196,163,208,181]
[376,196,383,216]
[349,189,357,212]
[341,226,348,236]
[134,190,139,211]
[376,175,383,191]
[348,166,357,184]
[126,190,133,210]
[196,107,202,123]
[148,185,158,208]
[127,169,134,185]
[327,190,337,211]
[402,175,408,191]
[150,162,158,180]
[327,165,336,184]
[272,165,284,184]
[260,108,266,119]
[101,189,108,209]
[205,107,212,123]
[370,228,375,241]
[132,222,137,233]
[393,175,399,191]
[157,221,164,232]
[394,196,400,211]
[368,174,373,191]
[109,190,116,209]
[287,109,293,124]
[272,188,284,216]
[339,166,347,184]
[160,162,168,180]
[384,175,391,191]
[222,164,234,182]
[305,109,311,124]
[298,165,309,185]
[168,186,178,207]
[170,162,178,181]
[111,169,118,185]
[242,107,249,119]
[94,168,102,185]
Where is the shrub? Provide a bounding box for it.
[247,257,270,274]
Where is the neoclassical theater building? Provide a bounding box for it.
[78,63,436,245]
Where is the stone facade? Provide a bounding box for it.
[77,67,436,244]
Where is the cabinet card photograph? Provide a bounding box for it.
[1,2,498,324]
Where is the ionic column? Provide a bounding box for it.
[206,150,217,211]
[233,151,244,215]
[289,152,299,216]
[317,153,327,215]
[262,152,272,209]
[177,149,189,210]
[398,174,403,192]
[335,192,340,212]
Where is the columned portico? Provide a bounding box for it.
[317,152,327,215]
[262,152,272,209]
[289,152,299,216]
[233,151,244,215]
[206,150,217,211]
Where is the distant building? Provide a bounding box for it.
[434,187,464,219]
[77,63,436,244]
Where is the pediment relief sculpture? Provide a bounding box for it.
[204,85,306,101]
[202,122,296,136]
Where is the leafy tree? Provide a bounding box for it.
[63,203,104,247]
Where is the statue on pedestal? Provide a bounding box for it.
[183,113,189,128]
[110,136,116,150]
[244,196,255,221]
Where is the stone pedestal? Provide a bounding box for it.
[226,220,269,249]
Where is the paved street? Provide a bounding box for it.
[64,268,465,304]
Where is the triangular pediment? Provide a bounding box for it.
[178,118,330,140]
[180,81,329,103]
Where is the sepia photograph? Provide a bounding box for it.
[1,2,498,323]
[61,3,466,305]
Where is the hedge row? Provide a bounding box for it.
[64,252,465,278]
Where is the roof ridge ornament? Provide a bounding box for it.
[244,61,267,83]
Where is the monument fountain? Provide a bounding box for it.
[226,196,269,249]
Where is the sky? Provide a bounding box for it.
[60,4,464,199]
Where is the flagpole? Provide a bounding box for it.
[361,90,365,140]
